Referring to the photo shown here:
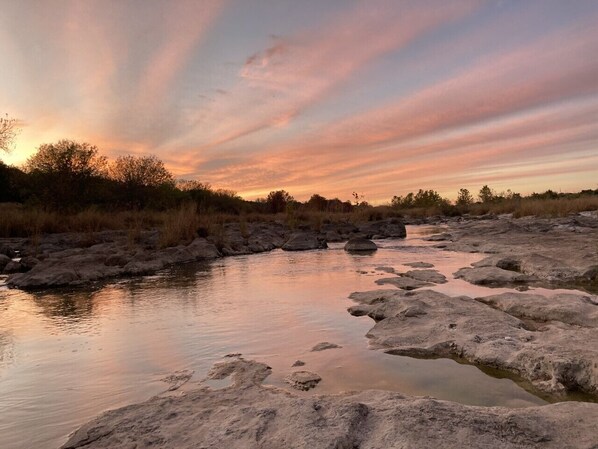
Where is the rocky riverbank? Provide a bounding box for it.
[1,218,406,289]
[61,357,598,449]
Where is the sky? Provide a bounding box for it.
[1,0,598,203]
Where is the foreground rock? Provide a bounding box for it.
[284,370,322,391]
[349,289,598,396]
[62,358,598,449]
[344,237,377,252]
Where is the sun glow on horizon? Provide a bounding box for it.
[2,0,598,202]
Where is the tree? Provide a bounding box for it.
[478,185,495,203]
[266,190,293,213]
[25,140,108,209]
[0,114,19,154]
[110,155,174,187]
[26,140,107,177]
[456,188,473,206]
[307,194,328,211]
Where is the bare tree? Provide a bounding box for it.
[0,114,19,153]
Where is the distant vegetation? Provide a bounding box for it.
[1,139,597,239]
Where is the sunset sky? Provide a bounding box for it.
[1,0,598,203]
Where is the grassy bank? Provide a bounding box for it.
[1,194,597,241]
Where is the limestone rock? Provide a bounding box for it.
[284,370,322,391]
[282,233,327,251]
[403,269,447,284]
[344,237,377,252]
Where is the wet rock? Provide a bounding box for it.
[161,369,195,391]
[454,266,532,286]
[404,261,435,268]
[376,276,433,290]
[424,232,452,242]
[291,360,305,367]
[311,342,342,351]
[285,370,322,391]
[349,288,598,396]
[344,237,377,252]
[282,233,327,251]
[62,358,598,449]
[403,269,447,284]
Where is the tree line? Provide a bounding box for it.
[0,139,355,214]
[1,136,596,215]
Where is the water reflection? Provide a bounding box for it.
[0,225,589,449]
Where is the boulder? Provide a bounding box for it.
[3,260,23,274]
[0,245,16,258]
[0,254,11,271]
[19,256,40,271]
[344,237,377,252]
[282,233,327,251]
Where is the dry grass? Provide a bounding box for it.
[158,203,201,248]
[1,196,596,241]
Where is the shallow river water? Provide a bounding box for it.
[0,226,587,448]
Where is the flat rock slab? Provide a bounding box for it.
[349,289,598,396]
[474,292,598,328]
[376,276,433,290]
[62,358,598,449]
[454,266,532,286]
[375,266,396,273]
[284,370,322,391]
[311,342,342,351]
[403,261,435,268]
[344,237,378,252]
[403,269,447,284]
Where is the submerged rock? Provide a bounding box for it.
[311,342,342,351]
[375,276,433,290]
[284,370,322,391]
[403,261,435,268]
[344,237,377,252]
